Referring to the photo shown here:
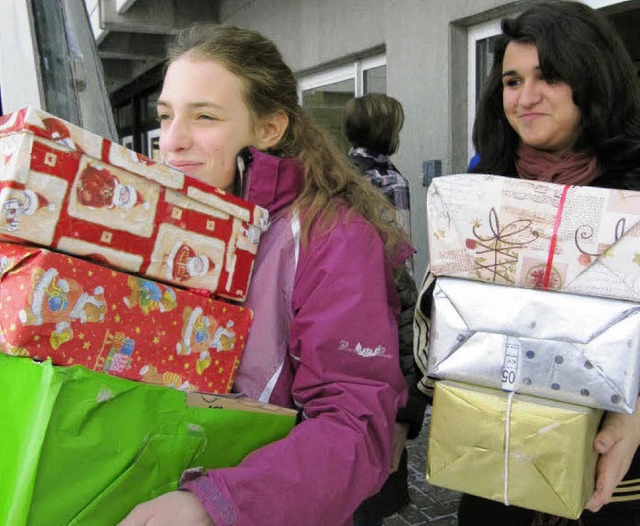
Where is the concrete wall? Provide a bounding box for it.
[218,0,522,281]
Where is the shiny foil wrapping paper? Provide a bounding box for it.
[428,277,640,413]
[427,380,603,519]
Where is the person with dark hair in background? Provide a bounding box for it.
[117,24,413,526]
[345,93,428,526]
[458,1,640,525]
[345,94,412,238]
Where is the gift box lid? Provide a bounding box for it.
[0,107,268,231]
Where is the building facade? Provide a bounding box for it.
[86,0,640,280]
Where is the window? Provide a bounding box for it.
[299,55,386,152]
[146,128,161,161]
[115,101,134,138]
[113,86,161,157]
[121,135,133,150]
[467,21,501,161]
[140,89,161,159]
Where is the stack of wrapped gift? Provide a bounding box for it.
[0,108,292,525]
[0,106,271,388]
[423,173,640,518]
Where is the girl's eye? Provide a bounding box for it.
[157,113,171,122]
[197,114,217,121]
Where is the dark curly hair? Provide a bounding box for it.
[471,1,640,189]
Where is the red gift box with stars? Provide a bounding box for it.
[0,107,268,301]
[0,242,252,394]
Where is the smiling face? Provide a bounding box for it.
[157,55,260,192]
[502,41,582,156]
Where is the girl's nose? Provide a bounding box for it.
[159,118,192,153]
[518,79,542,107]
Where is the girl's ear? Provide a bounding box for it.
[254,110,289,150]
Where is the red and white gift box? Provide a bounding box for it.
[0,107,268,301]
[0,242,253,394]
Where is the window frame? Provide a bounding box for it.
[467,21,502,161]
[298,54,386,101]
[146,128,161,161]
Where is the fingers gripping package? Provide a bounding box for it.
[0,242,252,394]
[0,107,268,301]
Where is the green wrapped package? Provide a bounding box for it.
[0,355,296,526]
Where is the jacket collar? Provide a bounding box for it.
[349,146,391,165]
[240,146,304,215]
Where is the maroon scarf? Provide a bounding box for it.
[516,143,601,186]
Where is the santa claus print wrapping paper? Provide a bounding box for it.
[0,107,269,301]
[427,174,640,302]
[0,242,252,394]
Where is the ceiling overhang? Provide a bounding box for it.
[87,0,219,95]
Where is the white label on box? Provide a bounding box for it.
[501,336,521,391]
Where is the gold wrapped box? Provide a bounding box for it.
[426,380,603,519]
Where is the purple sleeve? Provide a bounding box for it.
[182,218,408,526]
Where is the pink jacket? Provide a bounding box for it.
[182,147,408,525]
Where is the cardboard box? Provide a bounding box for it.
[0,107,269,300]
[427,380,602,519]
[0,242,252,394]
[0,354,296,526]
[428,277,640,412]
[427,174,640,302]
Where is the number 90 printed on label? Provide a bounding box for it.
[501,338,520,391]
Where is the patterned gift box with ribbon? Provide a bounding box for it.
[0,107,269,301]
[426,380,602,519]
[0,242,252,394]
[427,174,640,302]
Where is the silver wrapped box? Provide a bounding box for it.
[428,277,640,413]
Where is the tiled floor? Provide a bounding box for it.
[384,407,461,525]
